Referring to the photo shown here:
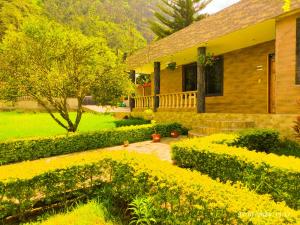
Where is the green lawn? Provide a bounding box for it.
[0,112,116,141]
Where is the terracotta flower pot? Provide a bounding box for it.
[152,134,161,142]
[123,140,129,147]
[170,130,180,138]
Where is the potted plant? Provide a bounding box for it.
[167,62,177,71]
[151,120,161,142]
[123,140,129,147]
[170,130,180,138]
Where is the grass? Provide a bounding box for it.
[24,201,120,225]
[0,111,116,141]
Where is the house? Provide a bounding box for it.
[126,0,300,137]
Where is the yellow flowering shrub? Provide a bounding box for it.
[0,151,299,224]
[172,134,300,209]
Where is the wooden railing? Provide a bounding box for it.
[134,96,155,109]
[134,91,197,109]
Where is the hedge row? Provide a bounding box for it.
[172,134,300,209]
[0,151,298,224]
[0,123,186,165]
[114,117,150,127]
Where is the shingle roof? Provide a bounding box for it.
[127,0,300,69]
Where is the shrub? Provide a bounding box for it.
[0,151,298,224]
[114,117,150,127]
[0,123,186,165]
[231,129,280,153]
[274,138,300,158]
[172,134,300,209]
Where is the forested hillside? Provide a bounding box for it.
[0,0,159,55]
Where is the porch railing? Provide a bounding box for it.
[134,91,197,109]
[135,96,155,109]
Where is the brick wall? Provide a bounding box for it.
[150,41,275,113]
[276,13,300,113]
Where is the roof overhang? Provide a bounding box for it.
[135,19,275,74]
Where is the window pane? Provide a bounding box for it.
[184,63,197,91]
[206,57,223,96]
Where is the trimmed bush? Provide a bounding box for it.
[275,138,300,158]
[172,134,300,209]
[114,117,150,127]
[0,123,186,165]
[0,151,298,224]
[231,129,280,153]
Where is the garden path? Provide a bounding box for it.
[105,136,187,162]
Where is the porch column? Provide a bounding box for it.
[197,47,206,113]
[129,70,136,111]
[154,62,161,112]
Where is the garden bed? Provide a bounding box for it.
[0,151,298,224]
[172,133,300,209]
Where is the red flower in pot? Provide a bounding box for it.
[151,120,161,142]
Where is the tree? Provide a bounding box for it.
[0,0,41,40]
[0,17,132,132]
[41,0,147,55]
[150,0,211,39]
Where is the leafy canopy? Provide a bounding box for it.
[150,0,211,39]
[0,17,132,132]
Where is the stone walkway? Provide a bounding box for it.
[105,136,187,162]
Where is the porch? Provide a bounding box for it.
[134,91,197,110]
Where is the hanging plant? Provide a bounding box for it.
[167,62,177,71]
[198,53,218,67]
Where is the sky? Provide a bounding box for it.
[202,0,241,14]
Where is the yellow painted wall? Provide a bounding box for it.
[276,13,300,113]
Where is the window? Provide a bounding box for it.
[183,63,197,92]
[296,18,300,84]
[182,57,224,96]
[205,56,224,96]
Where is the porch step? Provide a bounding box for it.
[188,120,256,137]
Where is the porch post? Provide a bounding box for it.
[197,47,206,113]
[154,62,161,112]
[129,70,136,111]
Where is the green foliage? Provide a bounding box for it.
[0,123,185,165]
[230,129,280,153]
[136,74,151,86]
[26,201,118,225]
[114,117,151,127]
[129,197,157,225]
[0,152,298,224]
[0,0,41,40]
[150,0,211,39]
[42,0,147,54]
[0,17,131,132]
[274,138,300,157]
[172,135,300,209]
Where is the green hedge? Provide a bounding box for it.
[172,135,300,210]
[230,129,280,153]
[114,117,150,127]
[0,152,298,224]
[0,123,186,165]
